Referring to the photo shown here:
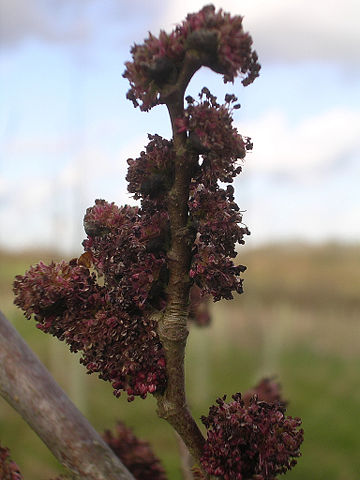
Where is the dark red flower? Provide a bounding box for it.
[103,422,167,480]
[200,394,303,480]
[243,378,287,407]
[13,257,167,400]
[123,5,260,111]
[180,90,251,185]
[0,444,23,480]
[83,199,168,310]
[126,135,175,202]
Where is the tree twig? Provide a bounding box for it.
[0,310,135,480]
[155,89,207,472]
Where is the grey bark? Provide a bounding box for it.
[0,310,135,480]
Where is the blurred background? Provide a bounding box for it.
[0,1,359,479]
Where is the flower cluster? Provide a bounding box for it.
[200,394,304,480]
[13,255,166,400]
[14,5,260,400]
[180,5,261,85]
[190,185,249,257]
[103,422,167,480]
[13,260,101,346]
[181,91,250,301]
[123,5,260,110]
[0,444,22,480]
[243,377,287,407]
[178,90,252,184]
[126,134,175,204]
[78,307,166,401]
[190,245,247,302]
[82,199,168,310]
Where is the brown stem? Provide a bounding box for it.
[155,89,207,473]
[156,311,205,464]
[0,310,135,480]
[160,51,201,107]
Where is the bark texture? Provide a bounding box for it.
[155,89,207,471]
[0,310,135,480]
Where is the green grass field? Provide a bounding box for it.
[1,244,359,479]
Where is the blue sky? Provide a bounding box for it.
[0,0,359,252]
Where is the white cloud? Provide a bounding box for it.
[0,0,92,47]
[238,108,360,179]
[0,131,148,251]
[0,0,163,48]
[3,0,359,68]
[5,135,72,156]
[11,177,52,209]
[56,134,147,184]
[242,180,360,245]
[0,177,8,196]
[160,0,360,66]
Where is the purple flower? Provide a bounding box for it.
[103,422,167,480]
[13,257,167,400]
[123,5,260,111]
[200,394,304,480]
[179,90,251,184]
[126,134,175,201]
[0,443,23,480]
